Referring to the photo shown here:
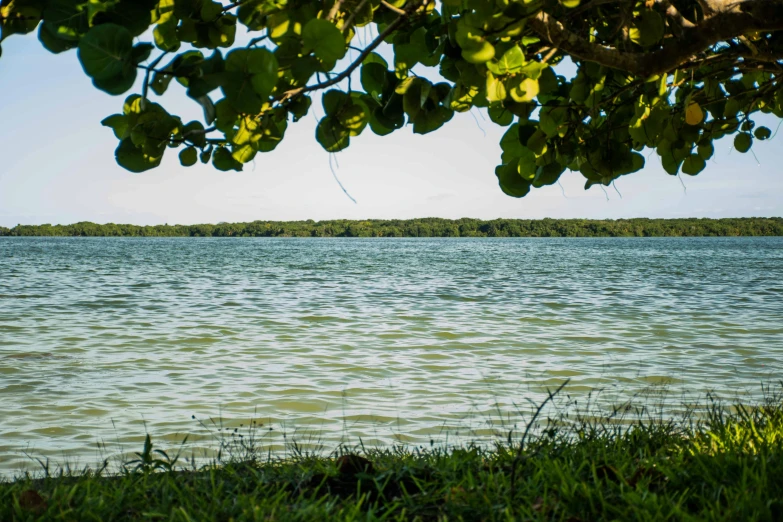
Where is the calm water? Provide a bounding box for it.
[1,237,782,472]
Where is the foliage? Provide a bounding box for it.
[1,217,782,237]
[2,391,783,520]
[2,0,783,198]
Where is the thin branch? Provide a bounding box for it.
[343,0,371,32]
[381,0,406,15]
[656,0,696,30]
[141,52,169,105]
[509,380,570,507]
[327,0,345,22]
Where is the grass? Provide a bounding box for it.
[2,386,783,521]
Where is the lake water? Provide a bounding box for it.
[1,237,782,473]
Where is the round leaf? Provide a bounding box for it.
[754,126,772,140]
[302,19,346,65]
[685,102,703,126]
[734,132,752,153]
[179,146,198,167]
[78,24,133,81]
[316,116,350,152]
[682,154,706,175]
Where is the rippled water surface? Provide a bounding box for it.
[1,237,782,471]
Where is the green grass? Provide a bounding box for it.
[3,388,783,521]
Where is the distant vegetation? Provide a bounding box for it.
[1,218,782,238]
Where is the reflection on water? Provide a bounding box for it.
[0,237,781,471]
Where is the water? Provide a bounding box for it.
[1,237,781,472]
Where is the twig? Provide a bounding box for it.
[509,379,570,505]
[343,0,370,32]
[381,0,406,15]
[141,52,169,105]
[327,0,345,22]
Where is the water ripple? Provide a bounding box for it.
[0,237,781,471]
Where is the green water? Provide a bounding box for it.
[1,237,781,472]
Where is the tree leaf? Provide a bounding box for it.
[78,24,133,81]
[316,116,350,152]
[302,19,345,65]
[685,102,703,126]
[734,132,752,153]
[115,138,162,173]
[754,126,772,140]
[179,146,198,167]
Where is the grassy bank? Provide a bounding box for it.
[2,217,783,238]
[2,391,783,521]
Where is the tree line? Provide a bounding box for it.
[1,218,781,238]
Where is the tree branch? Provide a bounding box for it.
[528,0,783,77]
[656,0,696,30]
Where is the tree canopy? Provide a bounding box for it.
[1,0,782,197]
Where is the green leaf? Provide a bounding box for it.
[213,147,243,171]
[485,73,506,104]
[39,22,78,54]
[495,162,531,198]
[179,146,198,167]
[91,0,155,37]
[93,72,137,96]
[78,24,133,81]
[412,107,453,135]
[41,0,89,42]
[302,19,345,65]
[287,95,311,122]
[316,116,350,152]
[362,52,388,69]
[682,154,706,175]
[661,153,682,175]
[516,146,537,180]
[369,109,395,136]
[154,20,180,52]
[526,129,548,156]
[225,48,279,100]
[132,43,154,65]
[697,141,714,160]
[734,132,752,153]
[322,89,350,116]
[508,77,539,103]
[237,0,267,30]
[115,138,162,173]
[101,114,129,140]
[338,99,370,136]
[183,121,207,148]
[499,124,525,163]
[492,46,525,76]
[629,10,664,47]
[488,106,514,126]
[455,22,494,64]
[361,62,388,101]
[754,126,772,140]
[102,114,129,139]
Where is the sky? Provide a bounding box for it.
[1,27,782,227]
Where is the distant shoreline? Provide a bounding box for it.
[1,218,782,237]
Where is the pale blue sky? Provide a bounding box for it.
[1,28,781,227]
